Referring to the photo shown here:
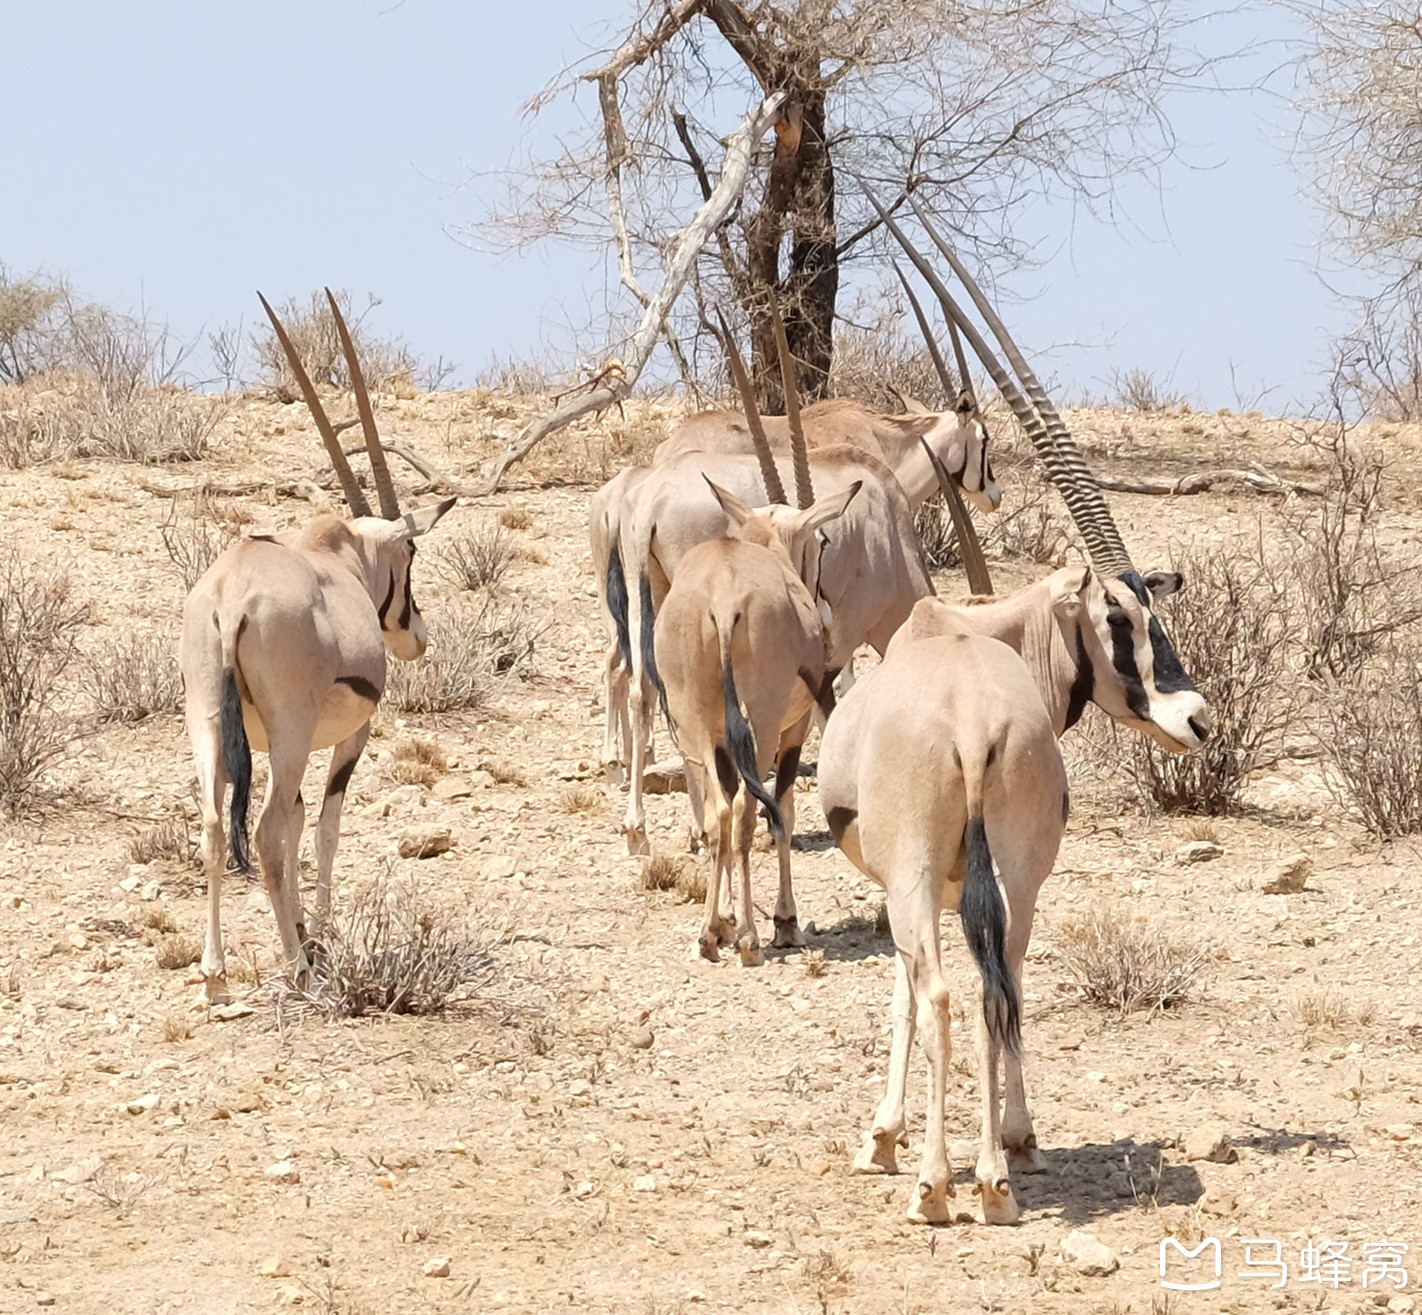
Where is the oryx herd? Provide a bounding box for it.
[180,204,1209,1225]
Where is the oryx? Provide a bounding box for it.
[656,476,859,964]
[818,188,1212,1225]
[180,290,455,1002]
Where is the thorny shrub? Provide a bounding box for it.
[159,494,246,590]
[1128,537,1301,814]
[0,554,87,813]
[80,631,183,723]
[1057,908,1209,1014]
[293,875,497,1018]
[438,520,517,593]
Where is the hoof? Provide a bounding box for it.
[736,936,764,967]
[604,763,626,789]
[907,1178,954,1225]
[771,916,803,949]
[624,827,650,857]
[851,1132,900,1176]
[202,975,232,1006]
[1007,1144,1049,1175]
[977,1178,1021,1226]
[698,931,722,963]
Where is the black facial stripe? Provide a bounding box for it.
[377,569,398,628]
[1109,616,1152,720]
[1118,570,1153,608]
[398,580,414,632]
[1147,615,1196,694]
[1064,627,1095,730]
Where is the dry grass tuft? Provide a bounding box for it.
[803,1246,851,1310]
[293,875,498,1018]
[497,504,533,531]
[440,521,517,593]
[1180,817,1221,844]
[1057,908,1209,1014]
[386,595,543,713]
[153,933,202,970]
[801,948,827,979]
[141,907,180,935]
[159,495,244,590]
[389,737,448,788]
[640,854,706,904]
[85,1162,149,1218]
[1291,987,1377,1030]
[159,1013,193,1043]
[558,783,603,815]
[80,631,182,723]
[480,758,528,787]
[128,814,193,867]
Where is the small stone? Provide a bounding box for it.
[744,1230,773,1249]
[398,825,452,859]
[642,761,687,795]
[35,1293,55,1307]
[118,875,142,894]
[275,1284,304,1306]
[481,854,517,880]
[56,1158,100,1185]
[633,1174,658,1192]
[1262,853,1312,894]
[1059,1229,1119,1276]
[211,1002,254,1021]
[140,880,161,901]
[265,1160,300,1184]
[1387,1296,1417,1313]
[1384,1124,1414,1141]
[1085,1070,1107,1084]
[423,1257,452,1278]
[628,1026,655,1050]
[0,1209,35,1226]
[125,1093,160,1115]
[1175,840,1222,865]
[259,1256,291,1278]
[432,776,472,802]
[1182,1125,1235,1164]
[574,1180,596,1199]
[569,1079,592,1098]
[1201,1185,1238,1216]
[374,1174,394,1190]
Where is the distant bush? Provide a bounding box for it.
[80,631,183,724]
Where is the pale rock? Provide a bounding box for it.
[1201,1185,1238,1216]
[118,875,142,894]
[628,1025,655,1050]
[139,880,161,901]
[1384,1124,1414,1141]
[35,1293,55,1307]
[1182,1125,1235,1163]
[469,769,496,790]
[633,1174,658,1192]
[398,825,452,859]
[744,1230,773,1248]
[1175,841,1222,865]
[265,1160,300,1184]
[642,761,687,795]
[1262,852,1312,894]
[259,1256,291,1278]
[275,1284,304,1306]
[1059,1229,1119,1276]
[125,1093,160,1115]
[574,1180,596,1199]
[423,1257,452,1278]
[432,776,472,802]
[1387,1297,1417,1313]
[56,1158,101,1185]
[482,854,517,880]
[211,1002,254,1021]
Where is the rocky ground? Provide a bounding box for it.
[1,387,1420,1314]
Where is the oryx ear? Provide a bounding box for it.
[954,390,976,417]
[1052,567,1090,620]
[386,497,456,543]
[704,476,754,527]
[1143,569,1184,602]
[798,480,861,535]
[890,386,932,414]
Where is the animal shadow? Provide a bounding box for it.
[1008,1138,1203,1225]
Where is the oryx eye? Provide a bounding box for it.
[1107,610,1132,629]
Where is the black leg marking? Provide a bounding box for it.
[327,755,359,799]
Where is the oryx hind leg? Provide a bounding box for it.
[601,638,630,788]
[315,725,370,919]
[255,732,317,985]
[770,715,812,948]
[730,781,763,966]
[189,708,231,1004]
[853,953,913,1176]
[697,762,735,962]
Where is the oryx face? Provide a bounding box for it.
[358,498,456,662]
[1058,568,1211,752]
[921,395,1000,514]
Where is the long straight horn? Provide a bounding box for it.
[325,288,400,521]
[921,438,993,596]
[891,261,957,400]
[716,308,787,505]
[258,291,371,517]
[767,295,813,508]
[906,193,1134,576]
[945,312,975,409]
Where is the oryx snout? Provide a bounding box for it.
[385,607,428,662]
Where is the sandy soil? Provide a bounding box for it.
[1,389,1420,1315]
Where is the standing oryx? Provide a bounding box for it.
[657,477,859,964]
[180,290,454,1002]
[818,188,1213,1225]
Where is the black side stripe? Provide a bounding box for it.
[336,675,382,703]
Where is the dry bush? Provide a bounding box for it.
[439,521,516,593]
[1290,987,1377,1031]
[80,631,182,723]
[251,289,451,397]
[387,595,543,713]
[801,948,827,979]
[128,814,192,866]
[479,758,528,787]
[0,265,66,385]
[0,375,222,468]
[1283,435,1421,679]
[159,495,244,589]
[297,875,497,1018]
[85,1163,149,1218]
[828,301,949,412]
[1317,638,1422,838]
[1128,538,1301,814]
[558,783,603,814]
[498,504,533,531]
[153,933,202,970]
[0,554,87,813]
[1057,908,1208,1014]
[1108,366,1187,413]
[159,1013,193,1043]
[640,854,706,904]
[389,737,448,788]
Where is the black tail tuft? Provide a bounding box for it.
[639,573,671,725]
[220,668,253,874]
[606,541,632,671]
[722,644,785,840]
[960,814,1020,1052]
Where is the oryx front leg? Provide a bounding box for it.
[770,726,810,948]
[601,639,630,788]
[853,952,913,1175]
[730,783,762,966]
[191,713,232,1004]
[315,725,370,919]
[256,739,316,987]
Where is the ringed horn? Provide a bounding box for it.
[257,288,402,522]
[861,182,1134,580]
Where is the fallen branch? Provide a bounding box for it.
[473,90,787,496]
[1096,464,1324,498]
[327,439,479,498]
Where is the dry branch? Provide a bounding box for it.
[1096,465,1323,498]
[474,91,786,495]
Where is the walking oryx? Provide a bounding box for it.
[180,290,454,1003]
[656,476,859,964]
[818,189,1214,1225]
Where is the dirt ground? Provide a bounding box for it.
[1,388,1420,1315]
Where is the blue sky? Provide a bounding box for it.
[3,2,1340,412]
